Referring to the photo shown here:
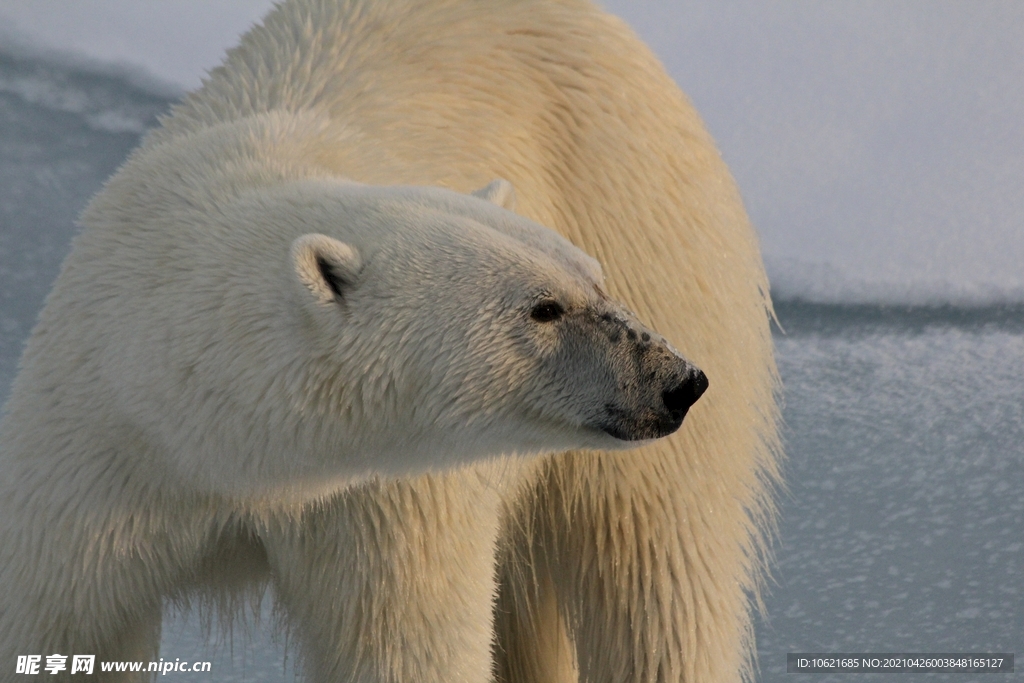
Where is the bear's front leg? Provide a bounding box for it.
[0,452,221,683]
[262,466,511,683]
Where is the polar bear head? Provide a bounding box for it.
[279,179,707,480]
[94,163,707,497]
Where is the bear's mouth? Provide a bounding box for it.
[599,413,686,441]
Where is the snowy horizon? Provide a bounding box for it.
[1,0,1022,307]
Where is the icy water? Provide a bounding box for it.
[0,51,1020,683]
[759,305,1023,682]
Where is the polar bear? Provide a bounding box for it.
[1,116,706,674]
[0,0,779,682]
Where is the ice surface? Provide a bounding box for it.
[1,1,1023,305]
[0,0,268,92]
[759,304,1023,681]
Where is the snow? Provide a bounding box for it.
[2,0,1022,305]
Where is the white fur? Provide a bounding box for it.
[0,1,780,682]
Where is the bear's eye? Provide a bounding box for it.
[530,300,565,323]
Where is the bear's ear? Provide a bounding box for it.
[471,178,516,211]
[291,234,362,305]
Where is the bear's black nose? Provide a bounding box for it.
[661,369,709,420]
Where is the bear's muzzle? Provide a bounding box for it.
[600,363,708,441]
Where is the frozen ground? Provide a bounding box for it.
[0,10,1021,682]
[758,305,1023,682]
[4,1,1024,306]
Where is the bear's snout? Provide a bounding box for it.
[597,354,708,442]
[574,303,708,443]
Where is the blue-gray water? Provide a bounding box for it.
[759,305,1023,682]
[1,51,1019,682]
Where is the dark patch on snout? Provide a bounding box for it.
[574,304,709,442]
[600,367,708,441]
[599,311,633,344]
[591,307,709,441]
